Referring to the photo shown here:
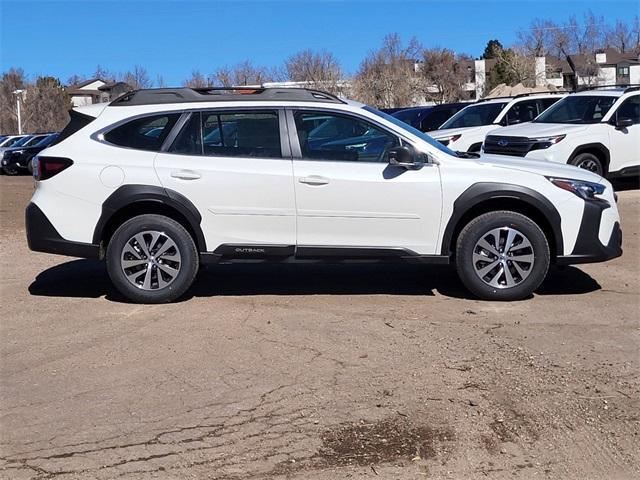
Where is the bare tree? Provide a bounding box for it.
[0,68,28,134]
[517,18,555,56]
[606,20,632,53]
[22,77,70,133]
[284,49,342,94]
[633,16,640,54]
[93,65,115,82]
[491,47,537,88]
[419,48,471,103]
[210,61,274,87]
[352,33,422,108]
[183,70,210,88]
[121,65,152,89]
[156,74,167,88]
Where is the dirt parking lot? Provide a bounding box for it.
[0,175,638,479]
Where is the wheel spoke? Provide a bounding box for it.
[503,264,516,287]
[123,243,142,260]
[512,260,529,278]
[477,237,499,256]
[510,253,534,264]
[156,237,177,258]
[122,259,148,269]
[148,232,162,253]
[503,229,518,253]
[121,230,182,291]
[473,252,494,264]
[476,259,500,278]
[134,233,151,257]
[487,265,505,287]
[158,263,179,278]
[142,266,153,289]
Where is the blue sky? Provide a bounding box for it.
[1,0,637,85]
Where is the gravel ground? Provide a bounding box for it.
[0,175,638,480]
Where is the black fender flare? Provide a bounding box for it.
[440,182,564,257]
[92,184,206,251]
[568,143,610,169]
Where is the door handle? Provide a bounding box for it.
[171,170,201,180]
[299,175,330,186]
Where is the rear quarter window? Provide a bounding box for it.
[104,113,180,151]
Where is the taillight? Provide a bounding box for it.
[33,156,73,181]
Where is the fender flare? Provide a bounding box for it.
[440,182,564,256]
[568,143,610,169]
[92,184,206,251]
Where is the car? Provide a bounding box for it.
[0,134,32,155]
[2,133,58,175]
[483,86,639,178]
[26,87,622,303]
[429,93,566,152]
[391,103,469,132]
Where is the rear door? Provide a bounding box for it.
[288,108,442,256]
[154,108,296,254]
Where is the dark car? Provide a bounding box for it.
[392,103,469,132]
[2,133,58,175]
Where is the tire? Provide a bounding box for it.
[455,211,550,301]
[570,152,605,176]
[106,214,199,303]
[2,165,19,175]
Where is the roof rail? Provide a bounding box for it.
[624,85,640,93]
[110,87,346,106]
[576,83,640,92]
[475,96,514,103]
[513,90,568,98]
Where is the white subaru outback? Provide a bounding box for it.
[26,87,622,303]
[429,93,565,152]
[484,86,640,178]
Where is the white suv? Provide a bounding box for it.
[26,87,622,303]
[429,93,565,152]
[484,86,640,177]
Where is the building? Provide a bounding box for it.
[66,79,132,107]
[566,48,640,87]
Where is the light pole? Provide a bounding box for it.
[13,89,25,135]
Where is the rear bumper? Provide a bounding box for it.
[556,199,622,265]
[26,202,100,258]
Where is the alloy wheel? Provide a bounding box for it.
[120,230,182,290]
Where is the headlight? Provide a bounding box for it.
[13,149,25,154]
[437,134,461,146]
[530,134,565,151]
[547,177,606,201]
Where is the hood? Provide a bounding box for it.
[492,122,589,138]
[477,153,603,183]
[430,125,493,139]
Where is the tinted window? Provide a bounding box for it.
[202,111,281,158]
[3,136,28,147]
[295,111,399,163]
[169,112,202,155]
[504,99,539,125]
[24,135,47,146]
[535,96,617,124]
[421,108,457,132]
[440,102,508,129]
[105,113,180,151]
[392,109,423,127]
[616,95,640,125]
[539,97,561,110]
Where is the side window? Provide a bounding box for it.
[294,111,399,162]
[616,96,640,125]
[505,100,539,125]
[202,111,281,158]
[539,97,560,112]
[421,109,453,132]
[169,112,202,155]
[104,113,180,151]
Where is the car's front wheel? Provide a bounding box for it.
[106,214,199,303]
[570,152,605,176]
[455,211,550,301]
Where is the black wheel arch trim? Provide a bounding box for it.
[92,184,207,252]
[440,182,564,257]
[569,143,610,170]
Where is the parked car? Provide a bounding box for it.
[0,134,32,155]
[2,133,58,175]
[392,103,469,132]
[483,86,639,178]
[26,87,621,303]
[429,93,566,152]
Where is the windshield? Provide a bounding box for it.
[534,95,617,124]
[391,109,423,127]
[24,135,47,146]
[5,136,30,148]
[364,105,456,156]
[440,102,508,129]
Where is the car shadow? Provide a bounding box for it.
[28,259,601,303]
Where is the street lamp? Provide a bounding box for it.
[13,89,25,135]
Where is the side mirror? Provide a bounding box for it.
[615,117,634,129]
[388,145,422,169]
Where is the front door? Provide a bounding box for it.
[154,109,296,254]
[608,94,640,173]
[288,109,442,256]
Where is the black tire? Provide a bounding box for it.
[455,211,550,301]
[570,152,605,176]
[106,214,199,303]
[2,165,19,175]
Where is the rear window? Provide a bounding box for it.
[105,113,180,151]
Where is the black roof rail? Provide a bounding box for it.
[513,90,568,98]
[576,83,640,92]
[475,96,514,103]
[110,87,346,106]
[624,85,640,93]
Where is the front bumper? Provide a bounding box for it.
[26,202,100,258]
[556,199,622,265]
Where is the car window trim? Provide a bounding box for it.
[285,106,409,164]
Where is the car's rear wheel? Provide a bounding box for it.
[455,211,550,301]
[2,165,19,175]
[106,214,199,303]
[570,152,605,176]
